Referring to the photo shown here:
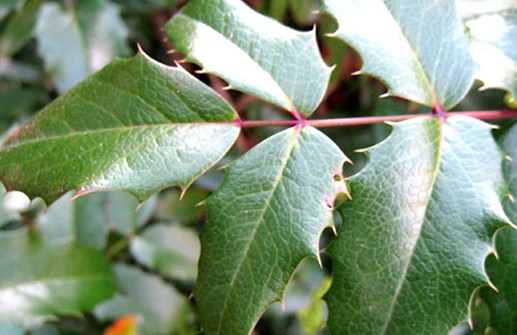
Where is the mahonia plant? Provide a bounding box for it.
[0,0,516,334]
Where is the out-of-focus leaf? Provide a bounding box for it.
[0,230,115,328]
[95,264,193,335]
[130,223,200,281]
[0,86,47,133]
[0,0,41,56]
[467,9,517,97]
[156,188,207,224]
[34,0,129,93]
[0,59,42,83]
[457,0,517,18]
[0,324,24,335]
[34,3,90,93]
[112,0,176,14]
[289,0,319,26]
[74,0,130,71]
[323,0,477,109]
[476,227,517,334]
[166,0,331,117]
[0,54,240,204]
[36,191,156,250]
[0,0,21,21]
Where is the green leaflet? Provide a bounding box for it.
[0,54,240,204]
[322,0,477,109]
[0,230,115,328]
[501,123,517,224]
[326,117,510,334]
[195,126,348,335]
[465,123,517,335]
[166,0,331,117]
[467,9,517,98]
[476,227,517,335]
[34,0,130,93]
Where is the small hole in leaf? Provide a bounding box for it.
[333,174,342,182]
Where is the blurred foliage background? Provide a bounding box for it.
[0,0,513,334]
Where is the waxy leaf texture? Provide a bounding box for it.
[323,0,477,109]
[326,117,510,334]
[0,54,240,203]
[166,0,331,117]
[195,126,348,335]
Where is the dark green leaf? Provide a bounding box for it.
[323,0,477,109]
[0,54,240,204]
[326,117,510,334]
[196,126,348,334]
[166,0,331,117]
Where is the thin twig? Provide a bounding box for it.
[237,110,517,128]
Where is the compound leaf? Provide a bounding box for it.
[326,117,510,334]
[166,0,331,117]
[323,0,477,109]
[195,126,348,335]
[0,54,240,204]
[0,230,115,328]
[467,9,517,98]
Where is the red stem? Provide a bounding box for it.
[238,110,517,128]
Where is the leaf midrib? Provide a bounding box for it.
[379,2,437,105]
[214,130,299,334]
[1,122,238,150]
[379,122,442,334]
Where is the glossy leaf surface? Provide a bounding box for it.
[326,117,509,334]
[0,54,240,203]
[166,0,331,116]
[467,9,517,98]
[0,230,115,328]
[196,126,348,334]
[323,0,477,109]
